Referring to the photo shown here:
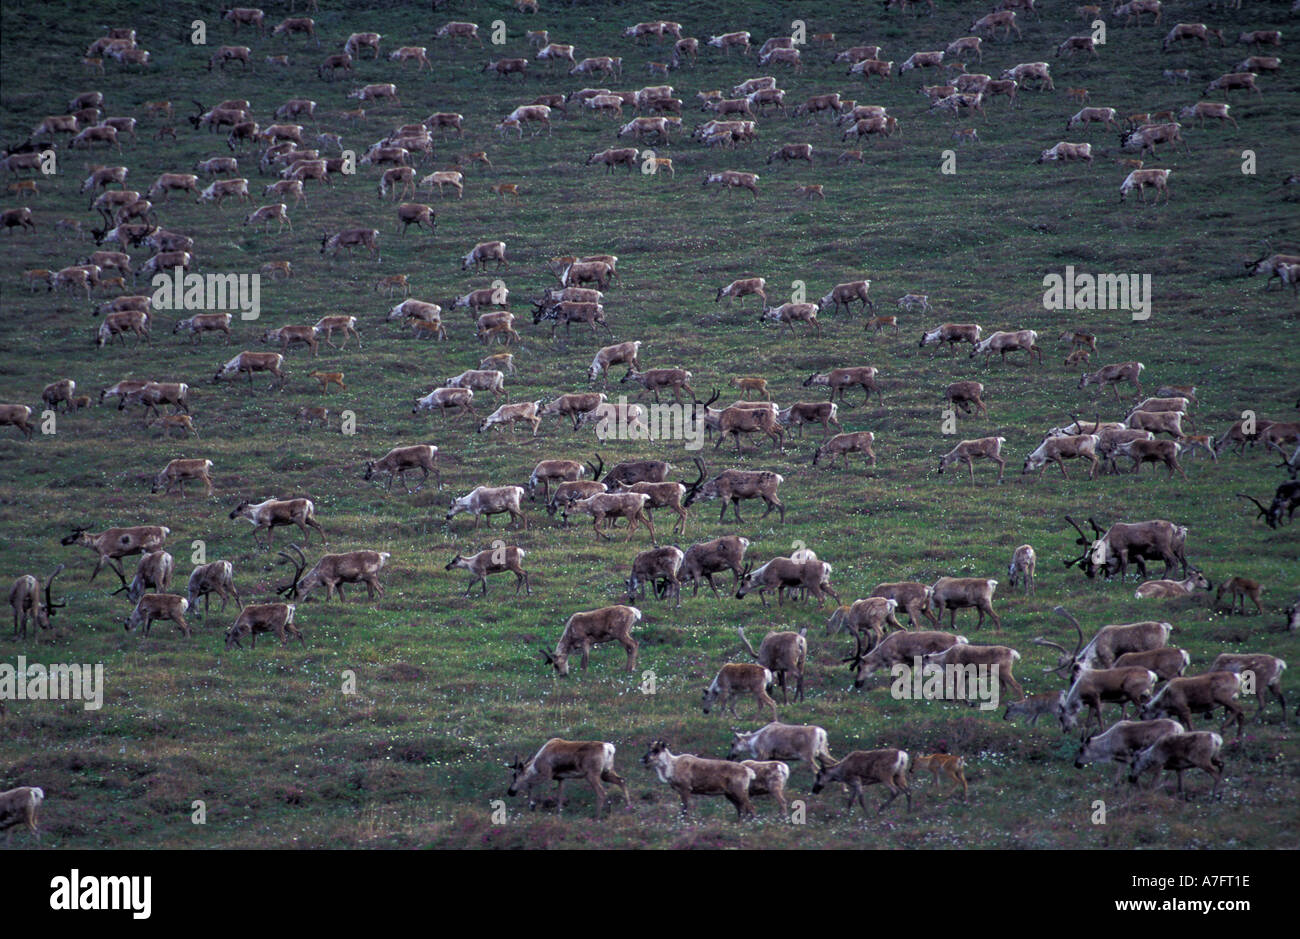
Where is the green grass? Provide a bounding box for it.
[0,0,1297,849]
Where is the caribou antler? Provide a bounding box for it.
[1237,493,1270,522]
[1063,515,1090,546]
[680,456,706,493]
[1062,516,1093,569]
[842,628,869,669]
[682,456,708,506]
[45,564,67,613]
[1060,548,1092,569]
[275,544,307,597]
[736,626,759,659]
[586,453,604,482]
[688,389,720,435]
[1067,412,1102,435]
[1031,636,1075,673]
[1043,606,1086,672]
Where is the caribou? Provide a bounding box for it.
[542,605,641,675]
[364,444,439,492]
[61,525,169,587]
[728,723,834,786]
[446,486,527,529]
[151,458,214,498]
[871,582,939,628]
[626,545,685,605]
[229,497,326,546]
[1141,674,1245,739]
[1129,732,1225,800]
[931,577,1001,630]
[446,546,530,596]
[125,593,191,638]
[642,740,756,820]
[802,367,881,406]
[780,402,843,439]
[736,557,839,608]
[811,750,912,815]
[563,492,655,542]
[1035,607,1173,673]
[1060,666,1160,735]
[920,322,982,354]
[214,351,286,389]
[186,560,242,618]
[683,458,785,523]
[813,432,877,470]
[507,740,630,819]
[1063,517,1189,580]
[8,565,66,639]
[702,663,778,722]
[826,597,904,649]
[679,535,750,597]
[276,544,390,602]
[938,437,1007,484]
[1208,653,1287,721]
[847,630,968,690]
[225,601,303,648]
[1073,719,1185,785]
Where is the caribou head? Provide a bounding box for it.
[538,645,568,675]
[60,527,91,546]
[1062,515,1116,578]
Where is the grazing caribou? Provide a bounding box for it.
[507,740,630,819]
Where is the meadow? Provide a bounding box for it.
[0,0,1297,849]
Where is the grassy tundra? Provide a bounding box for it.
[0,0,1297,849]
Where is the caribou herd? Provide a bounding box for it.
[0,2,1296,841]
